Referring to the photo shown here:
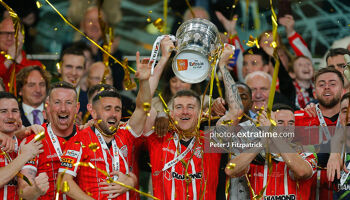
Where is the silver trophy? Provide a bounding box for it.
[172,18,220,83]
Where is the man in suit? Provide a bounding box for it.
[16,65,51,126]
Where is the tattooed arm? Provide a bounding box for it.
[217,45,243,126]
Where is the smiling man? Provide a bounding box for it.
[16,66,51,126]
[58,52,151,199]
[142,45,239,199]
[18,81,80,199]
[295,67,345,200]
[0,91,43,199]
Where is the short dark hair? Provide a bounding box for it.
[172,90,201,108]
[272,103,295,113]
[0,91,18,106]
[341,92,350,104]
[326,48,350,63]
[243,47,270,66]
[236,82,252,98]
[92,90,122,105]
[59,45,86,67]
[314,67,344,86]
[48,81,77,98]
[88,84,116,101]
[16,66,52,98]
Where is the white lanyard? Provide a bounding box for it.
[47,124,63,160]
[94,128,129,200]
[47,124,68,200]
[164,133,197,200]
[262,156,289,197]
[316,104,340,144]
[149,35,176,75]
[315,104,339,200]
[162,133,196,172]
[3,136,18,200]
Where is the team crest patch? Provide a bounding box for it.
[120,145,128,158]
[194,147,202,158]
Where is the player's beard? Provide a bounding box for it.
[317,93,341,109]
[96,117,118,136]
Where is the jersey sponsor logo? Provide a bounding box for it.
[61,157,75,168]
[90,157,104,162]
[253,172,264,177]
[193,147,202,158]
[47,153,58,159]
[0,158,4,162]
[66,150,80,158]
[339,183,350,190]
[120,145,128,158]
[27,159,36,165]
[172,172,202,180]
[264,194,296,200]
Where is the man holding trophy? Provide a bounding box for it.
[144,18,244,199]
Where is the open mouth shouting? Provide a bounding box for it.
[58,114,69,124]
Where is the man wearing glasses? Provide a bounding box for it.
[0,17,42,91]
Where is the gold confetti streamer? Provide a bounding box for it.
[88,143,99,152]
[75,162,160,199]
[226,162,236,170]
[163,0,168,33]
[246,35,260,48]
[43,0,135,75]
[184,0,195,19]
[62,181,69,193]
[121,58,137,90]
[34,131,45,141]
[153,18,164,33]
[36,1,42,8]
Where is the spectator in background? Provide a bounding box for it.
[259,14,312,71]
[0,0,40,53]
[61,41,94,92]
[288,56,315,109]
[78,6,125,91]
[87,61,113,89]
[326,48,350,90]
[242,47,271,78]
[0,17,42,91]
[245,71,294,113]
[16,66,51,126]
[58,46,88,123]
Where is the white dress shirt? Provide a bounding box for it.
[22,103,44,125]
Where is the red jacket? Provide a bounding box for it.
[0,50,42,92]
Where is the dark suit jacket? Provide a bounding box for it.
[19,105,31,127]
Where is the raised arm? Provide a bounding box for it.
[217,45,243,125]
[128,51,152,136]
[149,36,175,96]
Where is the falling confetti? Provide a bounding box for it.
[88,143,99,152]
[34,131,45,142]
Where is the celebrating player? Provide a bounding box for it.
[58,51,151,199]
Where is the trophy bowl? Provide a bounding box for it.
[172,18,220,84]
